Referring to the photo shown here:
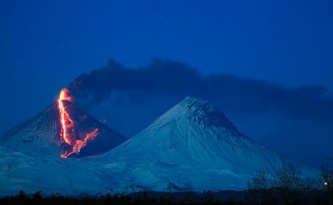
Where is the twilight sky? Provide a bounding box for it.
[0,1,333,165]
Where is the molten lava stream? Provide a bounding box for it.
[57,88,74,146]
[61,128,99,158]
[57,88,99,158]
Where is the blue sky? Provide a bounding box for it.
[0,0,333,138]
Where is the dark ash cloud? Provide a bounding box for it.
[69,58,333,123]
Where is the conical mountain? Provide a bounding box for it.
[101,97,313,191]
[0,101,126,158]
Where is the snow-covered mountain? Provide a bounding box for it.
[0,101,126,158]
[0,101,126,196]
[99,97,316,191]
[0,97,319,196]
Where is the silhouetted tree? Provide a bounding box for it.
[32,190,43,200]
[202,190,215,204]
[17,190,27,200]
[248,163,316,205]
[272,163,315,205]
[183,181,197,203]
[247,170,272,204]
[322,163,333,205]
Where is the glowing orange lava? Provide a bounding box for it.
[57,88,74,145]
[60,128,99,158]
[57,88,99,158]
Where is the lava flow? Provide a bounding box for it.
[57,88,99,158]
[60,128,99,158]
[58,88,74,145]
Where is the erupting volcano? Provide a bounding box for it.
[0,87,126,159]
[57,88,99,158]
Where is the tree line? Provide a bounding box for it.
[247,163,333,205]
[1,162,332,205]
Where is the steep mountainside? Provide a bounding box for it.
[100,97,314,191]
[0,101,126,158]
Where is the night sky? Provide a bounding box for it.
[1,1,333,166]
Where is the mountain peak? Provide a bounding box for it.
[103,96,297,191]
[0,101,126,158]
[167,96,239,132]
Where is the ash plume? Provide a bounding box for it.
[68,58,333,122]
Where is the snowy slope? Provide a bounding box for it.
[0,102,126,158]
[99,97,316,191]
[0,146,118,197]
[0,104,62,156]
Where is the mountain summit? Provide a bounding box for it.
[0,101,126,158]
[158,96,240,132]
[101,97,298,191]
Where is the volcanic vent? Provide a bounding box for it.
[0,88,126,158]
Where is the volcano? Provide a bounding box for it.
[100,97,316,191]
[0,101,126,158]
[0,96,318,196]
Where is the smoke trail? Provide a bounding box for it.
[68,58,333,122]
